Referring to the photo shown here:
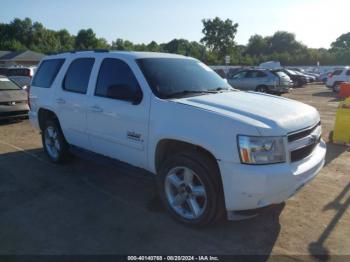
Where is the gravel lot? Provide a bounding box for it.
[0,84,349,259]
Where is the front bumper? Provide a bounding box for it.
[0,103,29,120]
[218,139,326,213]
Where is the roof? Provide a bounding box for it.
[49,50,189,60]
[0,50,45,62]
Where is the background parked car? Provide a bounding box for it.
[213,68,227,79]
[319,71,332,83]
[281,69,308,87]
[0,75,29,120]
[290,68,319,82]
[227,69,291,94]
[326,68,350,92]
[1,66,36,89]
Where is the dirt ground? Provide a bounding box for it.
[0,84,349,260]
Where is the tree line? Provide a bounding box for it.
[1,17,349,66]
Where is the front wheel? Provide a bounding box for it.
[255,85,268,93]
[158,151,224,227]
[42,119,69,163]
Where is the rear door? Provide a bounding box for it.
[244,70,265,90]
[54,57,95,150]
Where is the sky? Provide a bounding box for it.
[0,0,349,49]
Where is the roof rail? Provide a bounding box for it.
[50,49,110,56]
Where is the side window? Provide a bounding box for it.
[346,70,350,76]
[233,71,246,79]
[333,70,342,76]
[95,58,142,102]
[245,71,254,78]
[257,71,267,77]
[32,59,65,88]
[63,58,94,94]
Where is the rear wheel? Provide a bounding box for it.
[42,119,68,163]
[333,82,341,93]
[158,151,224,227]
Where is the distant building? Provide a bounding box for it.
[0,50,45,67]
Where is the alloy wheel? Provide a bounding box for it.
[164,166,207,220]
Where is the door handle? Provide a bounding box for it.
[90,105,103,113]
[56,98,66,104]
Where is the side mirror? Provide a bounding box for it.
[106,84,142,105]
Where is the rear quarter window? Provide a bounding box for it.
[32,59,65,88]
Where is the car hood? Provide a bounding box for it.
[174,91,320,136]
[0,90,27,103]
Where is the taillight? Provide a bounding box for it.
[328,73,333,79]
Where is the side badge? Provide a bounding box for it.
[127,131,142,142]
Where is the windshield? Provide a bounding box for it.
[285,69,297,76]
[273,71,289,78]
[137,58,232,98]
[0,77,21,90]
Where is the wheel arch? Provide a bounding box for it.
[37,107,59,131]
[154,139,220,174]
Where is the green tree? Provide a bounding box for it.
[147,41,160,52]
[331,32,350,50]
[163,39,189,55]
[266,31,306,54]
[75,28,99,50]
[56,29,75,51]
[245,35,268,56]
[111,38,134,50]
[200,17,238,59]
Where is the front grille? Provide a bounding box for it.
[288,121,321,142]
[0,110,28,118]
[288,122,321,162]
[0,101,26,106]
[290,137,320,162]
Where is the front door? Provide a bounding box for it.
[86,58,149,169]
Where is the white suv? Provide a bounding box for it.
[326,67,350,92]
[29,51,326,226]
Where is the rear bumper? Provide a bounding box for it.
[218,139,326,212]
[267,84,291,94]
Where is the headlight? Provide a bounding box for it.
[238,135,286,164]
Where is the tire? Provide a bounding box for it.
[255,85,268,93]
[158,150,225,227]
[295,80,302,87]
[333,82,341,93]
[42,119,69,163]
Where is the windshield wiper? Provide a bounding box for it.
[164,90,218,98]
